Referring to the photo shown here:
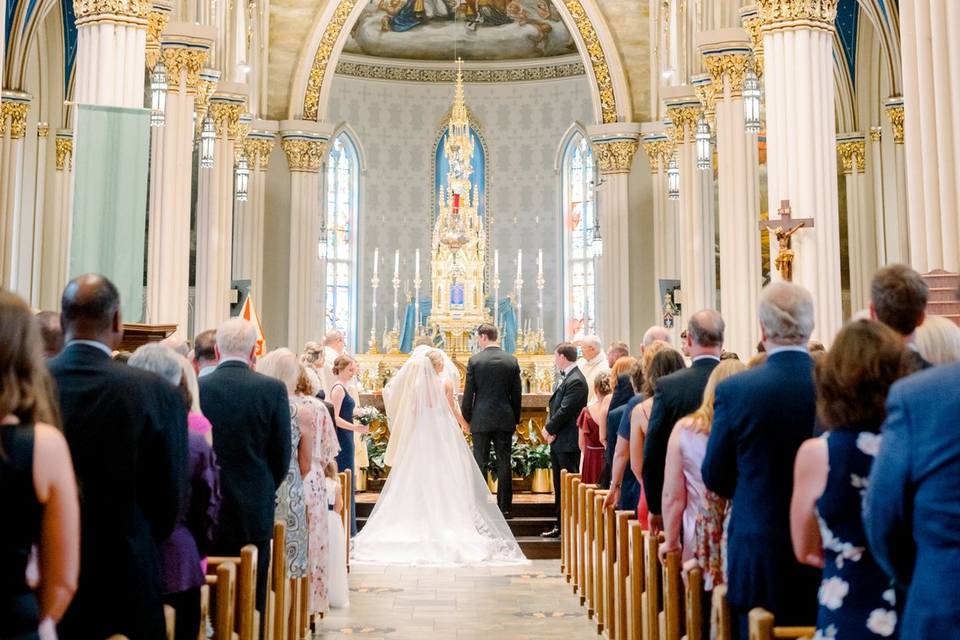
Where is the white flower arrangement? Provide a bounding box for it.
[355,405,385,426]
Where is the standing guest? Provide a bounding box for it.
[702,282,820,638]
[644,310,724,531]
[914,314,960,365]
[864,356,960,639]
[49,274,187,640]
[461,323,523,518]
[577,372,612,484]
[606,341,630,367]
[577,335,610,403]
[540,343,588,538]
[257,350,312,585]
[607,355,639,415]
[323,462,349,608]
[129,344,221,640]
[791,321,907,640]
[870,264,930,370]
[0,291,79,639]
[192,329,218,378]
[597,355,639,488]
[321,330,348,396]
[160,336,190,358]
[330,354,370,536]
[199,318,290,628]
[34,310,64,358]
[642,325,671,351]
[301,341,328,400]
[176,355,213,446]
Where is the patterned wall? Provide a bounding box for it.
[325,72,594,349]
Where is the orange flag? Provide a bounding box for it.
[239,294,267,357]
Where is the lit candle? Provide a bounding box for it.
[538,248,543,275]
[517,249,522,279]
[494,249,499,278]
[415,248,420,279]
[394,249,399,278]
[373,247,379,275]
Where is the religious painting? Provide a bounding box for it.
[343,0,577,60]
[433,125,486,221]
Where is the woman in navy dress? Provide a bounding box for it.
[791,321,912,639]
[329,354,369,536]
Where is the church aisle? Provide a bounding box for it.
[315,560,597,639]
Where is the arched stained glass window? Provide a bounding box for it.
[325,132,359,346]
[562,132,597,338]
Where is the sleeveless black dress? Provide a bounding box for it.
[332,384,357,536]
[1,424,43,639]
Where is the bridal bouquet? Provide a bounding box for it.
[355,405,385,426]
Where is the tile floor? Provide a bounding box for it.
[314,560,598,639]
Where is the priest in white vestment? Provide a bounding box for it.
[577,335,610,402]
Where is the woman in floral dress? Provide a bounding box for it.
[791,321,911,639]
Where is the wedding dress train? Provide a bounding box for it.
[351,351,528,566]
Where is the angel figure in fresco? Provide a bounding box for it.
[465,0,514,29]
[383,0,453,32]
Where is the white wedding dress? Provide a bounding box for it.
[351,350,528,566]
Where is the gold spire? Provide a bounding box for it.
[444,57,474,191]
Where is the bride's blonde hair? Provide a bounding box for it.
[426,349,444,372]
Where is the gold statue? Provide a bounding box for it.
[773,222,804,282]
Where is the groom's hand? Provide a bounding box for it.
[540,427,556,444]
[461,421,471,435]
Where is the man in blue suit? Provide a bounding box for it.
[864,361,960,639]
[701,282,820,639]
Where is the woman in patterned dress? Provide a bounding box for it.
[257,349,311,580]
[296,366,340,616]
[791,321,911,639]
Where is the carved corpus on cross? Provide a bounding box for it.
[759,200,814,282]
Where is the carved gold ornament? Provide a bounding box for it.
[837,139,865,174]
[591,139,638,174]
[244,137,275,171]
[666,106,700,144]
[145,11,170,70]
[562,0,617,124]
[741,11,764,77]
[281,138,327,172]
[756,0,838,30]
[335,59,585,83]
[37,123,50,138]
[884,104,904,144]
[869,126,882,142]
[210,102,245,140]
[303,0,358,120]
[1,102,30,139]
[194,72,220,136]
[703,53,751,97]
[56,137,74,171]
[72,0,151,24]
[642,139,673,173]
[162,47,209,95]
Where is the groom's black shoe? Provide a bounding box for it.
[541,527,561,539]
[502,511,512,520]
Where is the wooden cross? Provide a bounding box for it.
[759,200,814,282]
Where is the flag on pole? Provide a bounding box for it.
[239,294,267,357]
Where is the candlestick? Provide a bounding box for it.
[373,247,379,275]
[493,249,500,328]
[414,248,422,332]
[537,249,545,336]
[515,249,523,344]
[537,248,542,275]
[369,260,380,353]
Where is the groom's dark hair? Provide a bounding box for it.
[555,342,578,363]
[476,323,498,342]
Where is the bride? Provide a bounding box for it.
[351,348,528,566]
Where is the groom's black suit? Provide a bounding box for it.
[461,345,523,514]
[545,365,588,524]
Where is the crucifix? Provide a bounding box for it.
[759,200,814,282]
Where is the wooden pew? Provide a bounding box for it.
[577,482,593,604]
[710,585,733,640]
[642,531,661,640]
[660,550,682,640]
[682,567,703,640]
[747,608,815,640]
[603,503,616,637]
[585,486,597,617]
[571,477,582,592]
[214,562,237,639]
[271,521,288,640]
[164,604,175,640]
[593,491,607,631]
[615,511,632,640]
[561,469,570,576]
[627,522,645,640]
[206,545,259,640]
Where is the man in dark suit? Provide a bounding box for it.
[865,361,960,640]
[49,275,187,640]
[540,342,588,538]
[461,323,523,517]
[870,263,932,370]
[643,309,724,529]
[199,318,291,625]
[702,282,820,638]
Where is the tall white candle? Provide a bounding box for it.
[494,249,499,277]
[538,248,543,275]
[373,247,379,275]
[394,249,400,277]
[415,248,420,278]
[517,249,522,280]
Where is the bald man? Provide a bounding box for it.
[48,274,187,640]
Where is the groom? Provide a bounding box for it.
[461,323,523,518]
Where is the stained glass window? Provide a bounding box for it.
[325,133,359,346]
[562,132,597,338]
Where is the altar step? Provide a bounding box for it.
[354,492,561,560]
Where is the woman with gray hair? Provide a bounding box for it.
[128,343,220,640]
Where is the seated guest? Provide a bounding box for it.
[34,310,64,358]
[702,282,821,639]
[200,319,291,627]
[865,344,960,639]
[791,321,907,640]
[49,274,187,640]
[0,291,79,639]
[578,372,611,484]
[914,314,960,365]
[644,310,724,531]
[129,344,221,640]
[869,264,930,369]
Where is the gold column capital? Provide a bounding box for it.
[56,136,74,171]
[884,102,904,145]
[591,139,639,175]
[642,138,673,173]
[209,100,245,140]
[1,100,31,139]
[703,52,752,97]
[193,69,220,136]
[281,137,328,173]
[72,0,151,25]
[665,105,700,145]
[145,10,170,69]
[740,8,765,77]
[37,122,50,138]
[756,0,839,31]
[244,135,276,171]
[869,126,882,142]
[161,46,209,94]
[837,138,865,174]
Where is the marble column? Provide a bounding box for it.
[664,88,716,319]
[759,0,842,341]
[27,124,50,304]
[641,122,677,329]
[900,1,960,272]
[234,121,277,311]
[194,85,248,336]
[0,91,31,291]
[588,123,641,344]
[281,122,332,351]
[882,97,909,265]
[72,0,149,107]
[837,134,873,312]
[39,131,73,310]
[701,31,762,358]
[144,26,214,337]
